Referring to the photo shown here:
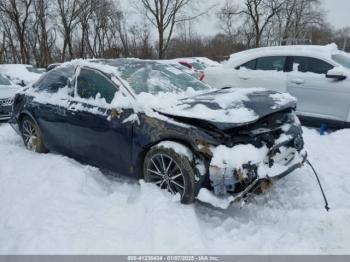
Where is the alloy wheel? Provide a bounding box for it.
[146,153,186,196]
[22,119,39,151]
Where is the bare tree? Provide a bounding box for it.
[217,1,240,41]
[219,0,286,47]
[56,0,83,61]
[139,0,208,58]
[30,0,57,66]
[0,0,33,63]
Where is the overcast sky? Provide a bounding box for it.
[121,0,350,37]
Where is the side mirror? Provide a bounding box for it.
[326,68,347,81]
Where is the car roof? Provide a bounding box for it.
[226,44,347,67]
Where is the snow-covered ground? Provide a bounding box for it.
[0,122,349,254]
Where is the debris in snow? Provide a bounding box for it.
[197,188,234,209]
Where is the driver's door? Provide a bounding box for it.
[66,67,134,175]
[287,56,350,123]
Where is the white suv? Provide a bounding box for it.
[204,44,350,128]
[0,74,19,121]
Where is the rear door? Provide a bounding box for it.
[66,67,134,175]
[286,56,350,122]
[236,56,288,92]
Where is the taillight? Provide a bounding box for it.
[199,71,205,81]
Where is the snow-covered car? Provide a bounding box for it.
[10,59,307,205]
[205,44,350,128]
[0,73,20,121]
[0,64,43,86]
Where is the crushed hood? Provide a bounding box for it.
[156,88,297,129]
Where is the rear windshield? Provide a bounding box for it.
[26,66,42,74]
[0,74,11,86]
[332,54,350,69]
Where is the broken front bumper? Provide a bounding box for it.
[209,136,308,196]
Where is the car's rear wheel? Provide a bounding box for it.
[21,116,48,153]
[143,146,196,204]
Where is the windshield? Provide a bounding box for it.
[191,62,206,70]
[332,54,350,69]
[26,66,42,74]
[0,74,11,86]
[107,60,210,94]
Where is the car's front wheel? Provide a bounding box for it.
[143,146,196,204]
[20,116,48,153]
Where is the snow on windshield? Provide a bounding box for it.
[114,60,210,94]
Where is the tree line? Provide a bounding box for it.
[0,0,349,67]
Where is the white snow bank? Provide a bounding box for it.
[1,123,350,254]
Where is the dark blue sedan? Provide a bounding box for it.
[10,59,307,205]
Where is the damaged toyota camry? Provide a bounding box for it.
[10,59,307,205]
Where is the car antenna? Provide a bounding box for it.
[306,159,330,212]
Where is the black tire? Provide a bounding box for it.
[143,146,196,204]
[20,116,48,153]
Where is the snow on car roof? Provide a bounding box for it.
[23,58,296,128]
[226,43,345,67]
[0,64,43,84]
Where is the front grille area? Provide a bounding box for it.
[0,98,14,107]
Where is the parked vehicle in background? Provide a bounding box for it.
[10,59,306,205]
[0,64,44,86]
[0,74,20,121]
[205,44,350,128]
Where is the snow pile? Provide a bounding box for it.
[0,123,350,254]
[210,144,268,169]
[197,189,234,209]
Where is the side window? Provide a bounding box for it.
[76,68,117,104]
[238,59,256,70]
[256,56,286,71]
[292,57,334,74]
[35,66,74,93]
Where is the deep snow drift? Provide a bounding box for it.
[0,123,350,254]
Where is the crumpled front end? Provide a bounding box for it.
[206,110,307,196]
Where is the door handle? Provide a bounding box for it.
[291,78,304,85]
[239,76,250,80]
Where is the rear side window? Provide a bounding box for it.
[239,59,257,70]
[256,56,286,71]
[0,74,11,86]
[35,66,75,93]
[77,68,118,104]
[292,57,333,74]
